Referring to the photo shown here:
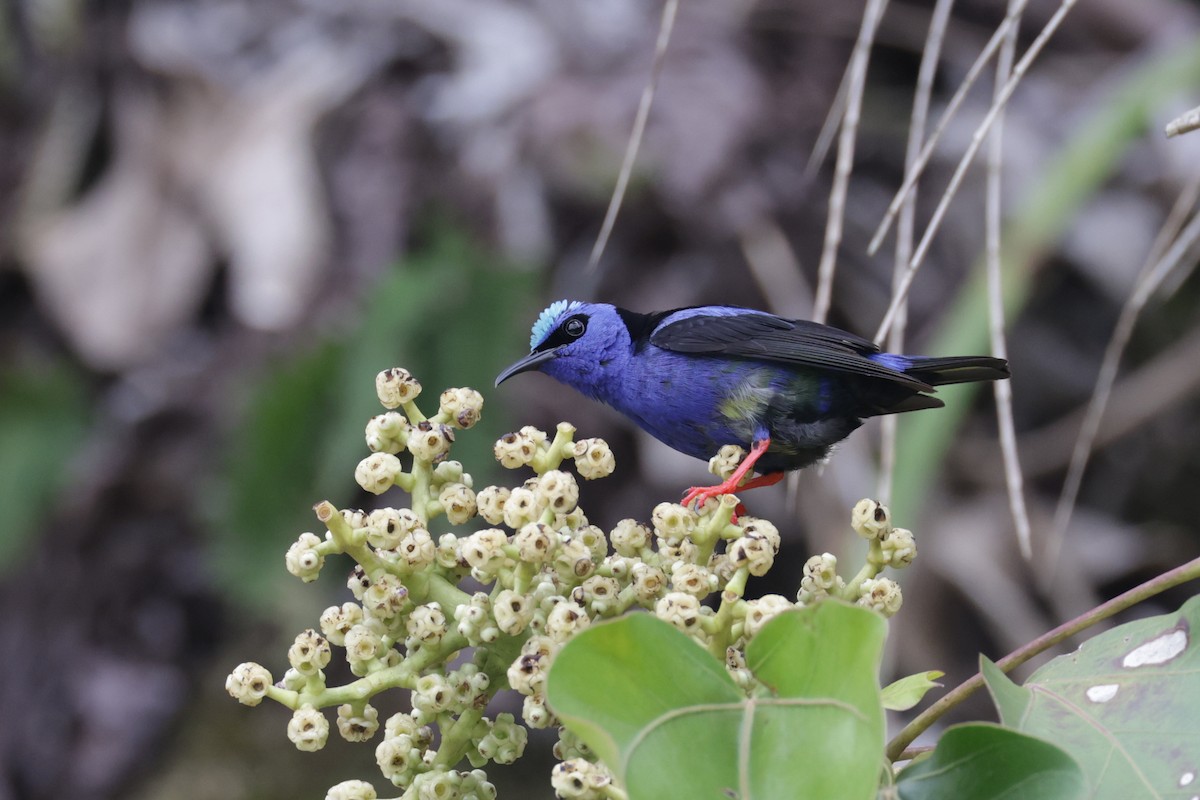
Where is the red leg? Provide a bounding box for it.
[682,439,780,509]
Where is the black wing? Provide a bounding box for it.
[648,309,933,392]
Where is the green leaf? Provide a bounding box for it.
[882,671,945,712]
[982,596,1200,799]
[547,601,887,800]
[896,723,1086,800]
[0,360,89,572]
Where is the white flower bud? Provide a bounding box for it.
[438,482,477,525]
[880,527,917,568]
[367,507,421,550]
[375,734,421,783]
[475,486,510,525]
[225,662,272,706]
[493,589,533,635]
[570,524,608,561]
[728,533,775,576]
[851,498,892,539]
[406,602,448,645]
[655,592,701,632]
[411,673,453,714]
[365,412,409,454]
[476,712,527,765]
[502,487,543,529]
[708,444,745,480]
[288,629,332,676]
[537,470,579,514]
[344,624,382,666]
[319,602,363,646]
[739,516,780,553]
[670,563,717,598]
[461,528,509,575]
[514,522,557,565]
[494,430,539,469]
[288,705,330,751]
[522,694,554,729]
[857,577,903,617]
[355,453,402,495]
[799,553,840,602]
[609,518,651,556]
[398,528,436,569]
[326,779,378,800]
[652,502,698,541]
[439,387,484,429]
[571,437,616,480]
[375,368,420,408]
[407,421,454,464]
[743,594,793,639]
[285,532,326,582]
[362,573,409,620]
[573,575,621,616]
[631,562,667,603]
[336,703,380,742]
[553,537,594,581]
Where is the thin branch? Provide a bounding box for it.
[887,554,1200,762]
[879,0,955,504]
[867,0,1030,257]
[806,59,852,180]
[1043,185,1200,582]
[873,0,1078,343]
[986,1,1032,560]
[1165,104,1200,138]
[812,0,890,324]
[587,0,678,272]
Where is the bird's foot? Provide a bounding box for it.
[681,471,784,514]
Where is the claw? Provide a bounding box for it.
[682,439,783,512]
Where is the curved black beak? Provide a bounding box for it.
[495,347,559,387]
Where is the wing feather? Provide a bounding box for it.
[649,310,933,392]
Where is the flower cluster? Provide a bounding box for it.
[226,369,917,800]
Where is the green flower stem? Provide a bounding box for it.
[693,499,738,563]
[602,785,630,800]
[433,707,485,768]
[401,399,425,424]
[406,570,473,613]
[532,423,575,473]
[318,501,393,575]
[289,632,471,711]
[706,566,751,659]
[886,554,1200,761]
[512,561,537,595]
[839,537,884,599]
[409,459,434,526]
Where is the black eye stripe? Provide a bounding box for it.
[534,314,589,352]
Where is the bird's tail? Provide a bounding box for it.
[903,355,1010,386]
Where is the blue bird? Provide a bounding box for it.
[496,301,1009,508]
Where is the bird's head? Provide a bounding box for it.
[495,300,629,397]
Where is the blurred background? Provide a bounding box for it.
[2,0,1200,797]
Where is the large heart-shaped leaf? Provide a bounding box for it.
[982,595,1200,799]
[547,601,887,800]
[896,723,1085,800]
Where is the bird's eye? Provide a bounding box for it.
[564,317,586,338]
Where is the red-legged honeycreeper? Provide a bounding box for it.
[496,301,1010,508]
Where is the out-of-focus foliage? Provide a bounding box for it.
[212,226,535,608]
[0,360,89,570]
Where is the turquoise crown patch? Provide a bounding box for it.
[530,300,582,349]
